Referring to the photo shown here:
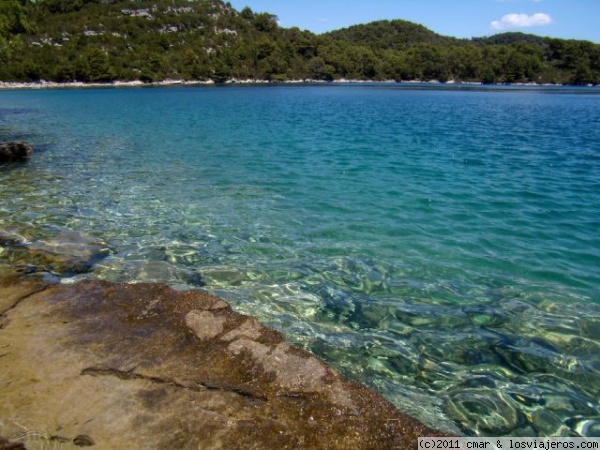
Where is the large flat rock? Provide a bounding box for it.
[0,279,447,449]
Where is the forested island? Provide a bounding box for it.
[1,0,599,85]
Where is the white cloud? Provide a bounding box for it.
[491,13,552,30]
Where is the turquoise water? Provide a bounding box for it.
[1,84,599,436]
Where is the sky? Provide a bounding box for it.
[226,0,600,43]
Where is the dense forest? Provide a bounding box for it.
[1,0,599,84]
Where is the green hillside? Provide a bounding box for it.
[0,0,598,84]
[323,19,461,49]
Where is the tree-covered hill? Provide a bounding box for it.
[1,0,598,85]
[472,32,550,46]
[323,19,461,50]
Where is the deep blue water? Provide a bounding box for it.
[1,84,600,436]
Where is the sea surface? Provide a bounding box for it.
[1,83,599,436]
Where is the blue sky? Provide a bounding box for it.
[227,0,600,43]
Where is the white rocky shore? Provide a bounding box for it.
[0,78,326,90]
[0,79,211,90]
[1,78,589,91]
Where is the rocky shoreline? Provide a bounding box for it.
[1,79,589,91]
[0,78,379,90]
[0,225,449,449]
[0,79,330,90]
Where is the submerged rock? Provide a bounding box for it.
[0,279,448,449]
[444,387,525,435]
[91,259,204,287]
[0,142,33,163]
[0,229,109,276]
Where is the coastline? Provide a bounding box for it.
[1,78,596,90]
[0,78,322,90]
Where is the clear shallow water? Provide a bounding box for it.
[1,84,600,436]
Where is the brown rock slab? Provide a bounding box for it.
[0,275,47,316]
[0,280,448,449]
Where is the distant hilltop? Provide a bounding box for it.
[0,0,598,85]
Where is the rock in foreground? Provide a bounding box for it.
[0,279,448,449]
[0,142,33,163]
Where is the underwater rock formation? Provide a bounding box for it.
[0,142,33,163]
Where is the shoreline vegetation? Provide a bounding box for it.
[1,0,599,87]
